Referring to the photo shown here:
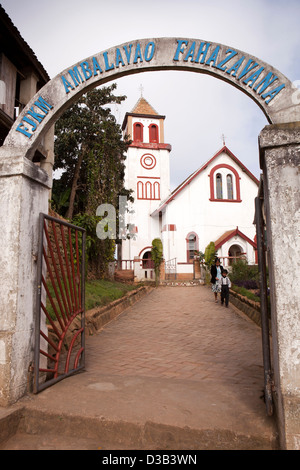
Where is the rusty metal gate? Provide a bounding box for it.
[34,213,86,393]
[255,193,273,416]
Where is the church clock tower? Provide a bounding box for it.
[120,95,172,274]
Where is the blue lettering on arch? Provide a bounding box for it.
[254,72,278,94]
[243,67,265,88]
[61,75,74,93]
[123,44,133,64]
[173,39,189,61]
[80,61,93,80]
[27,107,45,123]
[115,48,125,67]
[144,41,155,62]
[237,59,259,80]
[194,42,211,64]
[205,45,221,67]
[92,57,103,76]
[133,43,143,64]
[68,66,85,87]
[215,49,238,71]
[262,83,285,104]
[34,97,53,113]
[103,51,114,71]
[15,96,53,139]
[225,56,245,77]
[183,41,196,62]
[22,116,37,132]
[16,121,32,138]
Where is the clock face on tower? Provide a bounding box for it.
[140,153,156,170]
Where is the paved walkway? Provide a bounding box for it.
[1,286,278,450]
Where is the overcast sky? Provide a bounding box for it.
[2,0,300,189]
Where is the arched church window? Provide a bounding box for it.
[137,181,144,199]
[134,122,143,142]
[209,164,241,202]
[186,232,198,262]
[216,173,223,199]
[227,174,233,199]
[153,182,160,200]
[149,124,159,143]
[145,181,152,199]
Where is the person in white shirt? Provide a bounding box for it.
[220,269,231,307]
[210,258,224,303]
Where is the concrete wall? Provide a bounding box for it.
[0,149,51,405]
[259,123,300,450]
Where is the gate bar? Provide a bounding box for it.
[34,213,86,394]
[255,196,273,416]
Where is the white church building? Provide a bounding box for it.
[119,96,259,282]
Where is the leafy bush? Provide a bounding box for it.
[204,242,216,268]
[230,259,259,284]
[151,238,163,286]
[233,279,259,290]
[231,284,260,303]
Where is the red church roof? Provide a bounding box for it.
[131,97,159,115]
[214,227,257,250]
[122,96,165,130]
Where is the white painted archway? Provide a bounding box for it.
[0,37,299,449]
[3,37,299,160]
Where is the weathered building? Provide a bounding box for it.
[121,96,259,281]
[0,5,53,171]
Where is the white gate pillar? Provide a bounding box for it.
[259,123,300,450]
[0,148,51,406]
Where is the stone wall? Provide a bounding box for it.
[229,289,263,328]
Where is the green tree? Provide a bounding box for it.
[151,238,163,286]
[204,241,217,268]
[52,84,132,277]
[53,84,130,220]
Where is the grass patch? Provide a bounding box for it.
[85,279,138,311]
[231,284,260,303]
[45,279,139,321]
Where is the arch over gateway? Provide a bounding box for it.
[0,37,300,449]
[3,37,300,160]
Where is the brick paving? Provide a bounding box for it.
[2,285,278,449]
[86,286,264,389]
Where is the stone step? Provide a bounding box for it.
[160,280,204,287]
[0,406,278,450]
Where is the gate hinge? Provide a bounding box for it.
[271,379,276,393]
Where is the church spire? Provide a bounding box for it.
[131,94,159,116]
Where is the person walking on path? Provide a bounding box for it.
[220,269,232,307]
[210,258,223,303]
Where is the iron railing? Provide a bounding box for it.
[165,258,177,280]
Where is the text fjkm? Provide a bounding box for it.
[16,39,286,140]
